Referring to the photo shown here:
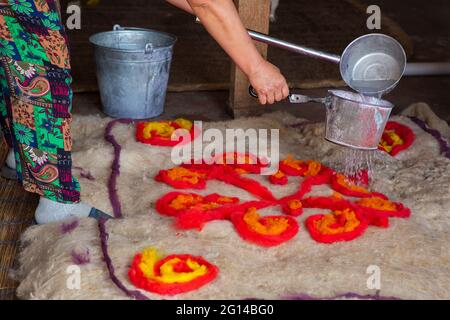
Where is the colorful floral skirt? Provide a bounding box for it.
[0,0,80,203]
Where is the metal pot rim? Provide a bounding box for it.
[328,90,394,109]
[89,28,177,53]
[324,137,378,150]
[340,33,407,95]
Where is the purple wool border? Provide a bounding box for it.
[71,248,91,265]
[286,291,401,300]
[100,119,152,300]
[98,218,149,300]
[60,218,79,234]
[104,119,134,219]
[408,116,450,159]
[73,166,96,181]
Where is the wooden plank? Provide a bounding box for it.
[228,0,270,117]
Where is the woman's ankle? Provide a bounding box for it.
[35,197,113,224]
[35,197,92,224]
[5,149,16,169]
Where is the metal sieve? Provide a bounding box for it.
[249,87,394,150]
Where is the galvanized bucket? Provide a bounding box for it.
[89,25,177,119]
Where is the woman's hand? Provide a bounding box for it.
[166,0,289,105]
[248,60,289,105]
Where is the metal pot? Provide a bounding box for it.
[248,31,407,96]
[249,87,394,150]
[291,90,395,150]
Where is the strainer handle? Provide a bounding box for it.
[249,86,328,105]
[289,94,330,105]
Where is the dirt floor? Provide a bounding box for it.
[0,0,449,300]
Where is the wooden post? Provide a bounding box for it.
[228,0,271,118]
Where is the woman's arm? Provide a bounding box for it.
[166,0,289,105]
[165,0,194,14]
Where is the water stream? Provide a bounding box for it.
[331,147,379,185]
[331,90,388,185]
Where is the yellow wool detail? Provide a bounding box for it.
[139,248,207,284]
[304,161,322,176]
[174,118,193,131]
[197,202,221,210]
[169,194,225,211]
[217,197,235,203]
[157,258,207,284]
[380,130,404,152]
[234,168,248,175]
[282,155,304,170]
[314,209,360,235]
[169,194,203,210]
[142,122,175,139]
[167,167,205,184]
[288,199,302,210]
[243,208,289,236]
[336,174,369,193]
[357,197,397,211]
[332,192,343,199]
[139,248,162,279]
[273,171,285,179]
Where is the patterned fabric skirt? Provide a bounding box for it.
[0,0,80,203]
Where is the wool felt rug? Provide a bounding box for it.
[11,105,450,300]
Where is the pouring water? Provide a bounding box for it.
[247,31,406,180]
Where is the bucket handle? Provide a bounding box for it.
[113,24,123,31]
[112,25,154,55]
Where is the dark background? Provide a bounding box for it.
[60,0,450,121]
